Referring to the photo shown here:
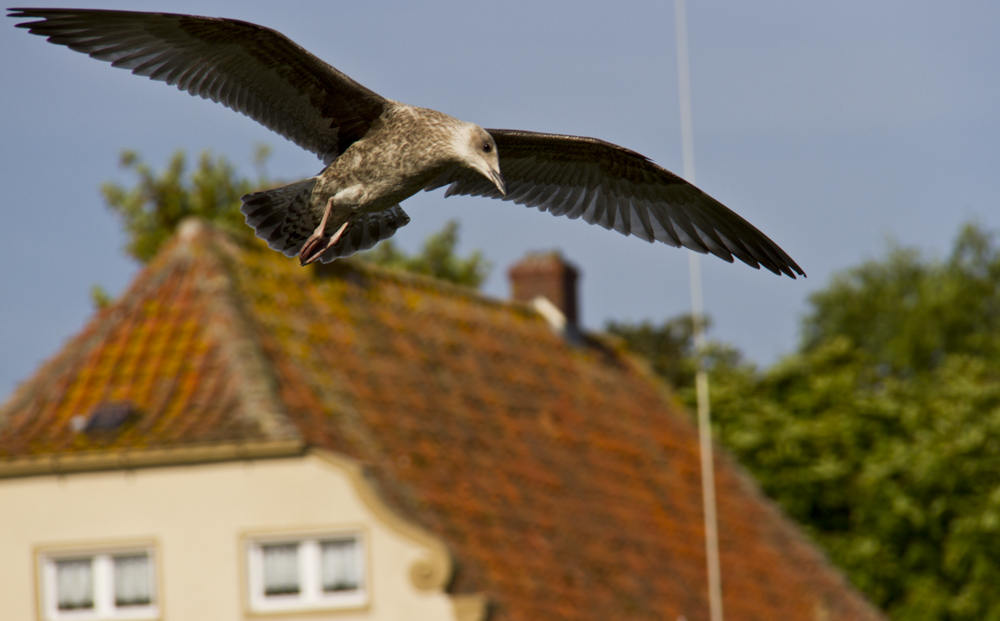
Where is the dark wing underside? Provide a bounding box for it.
[427,129,804,278]
[10,8,387,163]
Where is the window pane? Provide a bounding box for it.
[321,539,360,592]
[114,554,153,607]
[56,558,94,610]
[262,544,300,596]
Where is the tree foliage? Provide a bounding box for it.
[98,147,489,288]
[610,223,1000,621]
[606,314,700,388]
[101,147,271,263]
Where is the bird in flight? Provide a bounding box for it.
[11,8,804,277]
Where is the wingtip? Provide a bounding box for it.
[7,7,47,18]
[782,264,807,280]
[788,259,807,279]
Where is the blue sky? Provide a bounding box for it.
[2,1,999,398]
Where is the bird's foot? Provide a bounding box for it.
[299,196,342,266]
[299,220,349,266]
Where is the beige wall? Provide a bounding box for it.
[0,451,468,621]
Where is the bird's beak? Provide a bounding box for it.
[489,166,507,197]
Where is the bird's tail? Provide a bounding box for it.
[241,178,319,258]
[240,179,411,262]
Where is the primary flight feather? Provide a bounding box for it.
[10,7,804,277]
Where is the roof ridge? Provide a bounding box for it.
[323,257,541,320]
[182,219,302,442]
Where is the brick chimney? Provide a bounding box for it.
[508,251,580,326]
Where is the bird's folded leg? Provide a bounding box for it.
[299,220,349,266]
[299,198,349,266]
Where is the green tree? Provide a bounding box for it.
[606,314,700,389]
[101,146,272,263]
[97,148,490,295]
[803,223,1000,375]
[610,223,1000,621]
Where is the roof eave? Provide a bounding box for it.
[0,438,306,479]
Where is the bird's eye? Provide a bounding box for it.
[482,142,492,153]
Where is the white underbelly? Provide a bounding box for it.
[332,184,365,206]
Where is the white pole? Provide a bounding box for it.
[674,2,724,620]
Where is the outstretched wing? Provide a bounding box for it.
[10,8,388,163]
[427,129,804,278]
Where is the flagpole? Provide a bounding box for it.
[674,2,724,620]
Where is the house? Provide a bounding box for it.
[0,220,883,621]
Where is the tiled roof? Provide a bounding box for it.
[0,220,883,621]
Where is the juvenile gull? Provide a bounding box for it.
[11,8,805,278]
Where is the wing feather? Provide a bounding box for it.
[631,200,656,243]
[561,185,588,220]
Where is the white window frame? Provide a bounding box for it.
[37,544,159,621]
[245,531,367,614]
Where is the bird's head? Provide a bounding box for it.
[457,125,506,196]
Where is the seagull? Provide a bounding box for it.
[11,8,804,277]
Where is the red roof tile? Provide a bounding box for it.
[0,220,883,621]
